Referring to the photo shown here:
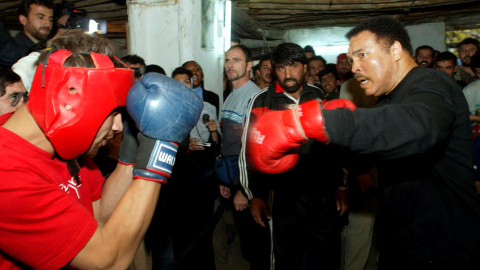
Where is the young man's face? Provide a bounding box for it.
[275,61,306,94]
[86,112,122,157]
[225,48,250,82]
[459,44,478,66]
[259,59,272,84]
[435,60,457,77]
[337,58,352,76]
[307,59,325,84]
[320,72,339,94]
[183,62,203,88]
[19,4,53,42]
[348,30,398,96]
[0,81,27,116]
[173,74,192,88]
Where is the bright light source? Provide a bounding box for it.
[88,19,98,33]
[224,0,231,51]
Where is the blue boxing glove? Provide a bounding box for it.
[126,73,203,183]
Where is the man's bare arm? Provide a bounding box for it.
[93,163,134,225]
[70,177,161,269]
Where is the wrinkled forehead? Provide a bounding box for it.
[28,4,53,17]
[347,31,389,59]
[460,43,478,51]
[226,48,246,60]
[436,59,455,66]
[308,60,324,68]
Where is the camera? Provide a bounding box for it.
[55,1,89,30]
[197,142,211,147]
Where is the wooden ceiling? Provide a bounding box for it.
[1,0,479,41]
[232,0,480,40]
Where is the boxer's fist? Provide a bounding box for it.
[321,99,357,111]
[247,109,303,174]
[298,99,356,142]
[248,99,356,174]
[126,73,203,182]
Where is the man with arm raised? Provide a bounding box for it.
[0,30,202,269]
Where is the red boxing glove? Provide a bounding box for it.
[248,99,356,174]
[321,99,357,111]
[300,99,356,141]
[247,108,306,174]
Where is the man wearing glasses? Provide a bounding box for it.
[0,68,28,116]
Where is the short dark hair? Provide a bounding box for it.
[415,45,434,57]
[304,45,315,55]
[36,29,121,68]
[145,64,166,75]
[318,66,340,81]
[18,0,54,17]
[228,45,252,63]
[346,16,413,56]
[181,61,204,77]
[435,51,457,66]
[458,38,480,50]
[259,54,271,67]
[252,63,260,73]
[271,42,306,67]
[171,67,193,79]
[0,68,21,97]
[307,55,327,67]
[120,54,146,67]
[471,53,480,71]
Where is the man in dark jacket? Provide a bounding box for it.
[248,16,480,270]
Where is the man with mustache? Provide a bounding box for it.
[219,44,269,269]
[414,45,434,68]
[248,16,480,270]
[254,55,273,90]
[15,0,54,59]
[456,37,479,85]
[240,42,346,269]
[337,53,353,84]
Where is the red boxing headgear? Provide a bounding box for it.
[337,53,347,63]
[27,49,134,159]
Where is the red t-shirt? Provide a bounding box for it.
[0,120,104,269]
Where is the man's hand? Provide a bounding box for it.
[248,99,356,174]
[250,198,270,227]
[357,173,374,197]
[336,190,348,216]
[219,185,231,199]
[206,119,217,132]
[234,190,249,211]
[189,137,205,151]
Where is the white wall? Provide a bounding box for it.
[283,21,447,64]
[406,21,446,52]
[127,0,224,98]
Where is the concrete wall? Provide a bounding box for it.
[406,21,446,52]
[127,0,225,98]
[283,21,447,64]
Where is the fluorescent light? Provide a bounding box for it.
[88,19,97,33]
